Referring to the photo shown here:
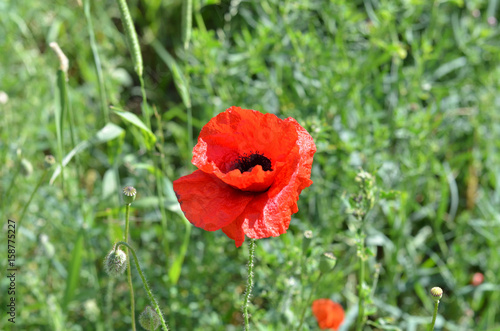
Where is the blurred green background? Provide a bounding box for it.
[1,0,500,330]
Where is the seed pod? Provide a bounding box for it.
[319,252,337,274]
[302,230,313,254]
[123,186,137,204]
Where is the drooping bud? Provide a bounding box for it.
[104,248,127,277]
[319,252,337,274]
[20,158,33,177]
[123,186,137,205]
[139,306,161,330]
[44,155,56,169]
[430,287,443,302]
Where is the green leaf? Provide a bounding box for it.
[50,123,125,184]
[63,228,85,308]
[112,107,156,150]
[151,40,191,108]
[168,216,191,284]
[379,190,400,200]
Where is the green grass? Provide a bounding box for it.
[1,0,500,330]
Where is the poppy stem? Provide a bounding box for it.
[296,272,323,331]
[243,239,256,330]
[124,203,137,331]
[115,241,169,331]
[355,233,366,331]
[17,168,49,231]
[429,300,439,331]
[429,287,443,331]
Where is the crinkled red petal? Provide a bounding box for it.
[222,119,316,246]
[173,170,254,231]
[192,106,298,191]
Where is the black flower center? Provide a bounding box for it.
[232,152,272,173]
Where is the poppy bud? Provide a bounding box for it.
[104,248,127,278]
[44,155,56,169]
[302,230,313,253]
[139,306,161,330]
[123,186,137,205]
[319,252,337,274]
[430,287,443,302]
[20,159,33,177]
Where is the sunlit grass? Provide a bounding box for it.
[1,0,499,330]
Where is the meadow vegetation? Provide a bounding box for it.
[1,0,500,330]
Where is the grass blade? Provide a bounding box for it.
[63,228,85,307]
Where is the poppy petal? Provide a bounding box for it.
[175,106,316,247]
[222,119,315,245]
[192,106,298,191]
[212,163,281,192]
[173,170,254,231]
[312,299,345,330]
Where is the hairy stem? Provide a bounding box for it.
[125,203,136,331]
[429,300,440,331]
[297,272,323,331]
[115,241,169,331]
[356,236,366,331]
[243,239,256,330]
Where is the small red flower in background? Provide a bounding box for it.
[173,106,316,247]
[471,272,484,286]
[312,299,345,330]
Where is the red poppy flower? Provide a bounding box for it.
[173,106,316,247]
[312,299,345,330]
[471,272,484,286]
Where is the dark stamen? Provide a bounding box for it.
[232,152,272,173]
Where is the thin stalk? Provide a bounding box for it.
[138,76,151,130]
[356,236,366,331]
[105,278,115,330]
[296,273,323,331]
[181,0,193,50]
[3,161,21,218]
[18,168,48,230]
[243,239,256,330]
[125,203,137,331]
[64,69,84,208]
[154,108,175,276]
[55,69,66,192]
[115,241,169,331]
[429,300,439,331]
[83,0,109,125]
[187,105,193,154]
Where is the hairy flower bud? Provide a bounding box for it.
[104,248,127,277]
[20,158,33,177]
[44,155,56,169]
[139,306,161,330]
[123,186,137,205]
[430,287,443,302]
